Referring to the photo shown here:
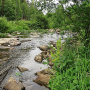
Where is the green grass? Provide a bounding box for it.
[48,37,90,90]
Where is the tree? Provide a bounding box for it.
[58,0,90,57]
[33,0,58,13]
[52,5,65,29]
[36,15,49,29]
[16,0,22,20]
[29,1,43,20]
[3,0,16,20]
[0,0,5,16]
[0,0,2,16]
[21,1,29,20]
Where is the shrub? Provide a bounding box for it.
[48,38,90,90]
[15,20,29,30]
[0,33,7,38]
[6,21,23,34]
[0,17,10,33]
[36,15,50,29]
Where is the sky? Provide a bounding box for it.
[28,0,74,15]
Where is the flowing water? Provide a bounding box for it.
[0,33,69,90]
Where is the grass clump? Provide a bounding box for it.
[48,37,90,90]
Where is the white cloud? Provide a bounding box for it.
[42,9,48,15]
[63,1,74,9]
[52,0,59,4]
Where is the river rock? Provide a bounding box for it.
[33,74,50,86]
[31,32,39,36]
[20,39,31,42]
[38,45,49,51]
[56,29,60,34]
[34,54,43,63]
[6,34,14,38]
[17,66,28,72]
[16,31,21,35]
[41,51,48,59]
[35,68,55,76]
[0,38,21,46]
[0,46,11,50]
[49,29,54,32]
[50,41,57,48]
[40,50,51,59]
[48,62,54,66]
[4,77,25,90]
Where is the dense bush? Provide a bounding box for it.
[0,17,10,33]
[15,20,29,30]
[7,21,24,34]
[3,0,16,20]
[36,15,50,29]
[0,33,7,38]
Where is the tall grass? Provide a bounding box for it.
[48,38,90,90]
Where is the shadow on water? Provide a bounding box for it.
[0,33,68,90]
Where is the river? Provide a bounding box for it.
[0,32,69,90]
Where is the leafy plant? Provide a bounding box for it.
[0,17,10,33]
[48,37,90,90]
[15,72,22,77]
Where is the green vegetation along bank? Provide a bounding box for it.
[0,0,90,89]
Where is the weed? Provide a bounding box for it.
[48,37,90,90]
[15,72,22,77]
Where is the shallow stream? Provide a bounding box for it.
[0,33,69,90]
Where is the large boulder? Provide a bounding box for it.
[33,74,50,86]
[41,51,48,59]
[17,66,28,72]
[40,50,51,59]
[38,45,49,51]
[4,77,25,90]
[48,62,54,66]
[34,53,43,63]
[0,38,21,46]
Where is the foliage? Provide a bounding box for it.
[46,12,54,29]
[21,1,29,20]
[16,0,22,20]
[15,20,29,30]
[51,38,62,62]
[52,5,65,29]
[0,0,2,16]
[0,33,7,38]
[48,38,90,90]
[37,29,49,34]
[0,17,10,33]
[15,72,22,77]
[3,0,16,20]
[36,15,50,29]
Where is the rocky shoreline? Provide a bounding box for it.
[0,30,61,90]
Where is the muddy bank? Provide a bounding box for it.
[0,32,69,90]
